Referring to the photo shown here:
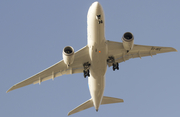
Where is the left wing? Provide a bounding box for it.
[7,45,90,93]
[106,40,177,67]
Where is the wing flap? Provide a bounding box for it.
[108,50,157,67]
[115,50,157,62]
[33,67,84,84]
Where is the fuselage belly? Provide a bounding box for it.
[87,2,107,110]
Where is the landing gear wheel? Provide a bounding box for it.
[87,70,90,77]
[83,70,86,78]
[83,69,90,78]
[113,63,115,71]
[113,67,115,71]
[112,62,119,71]
[117,63,119,70]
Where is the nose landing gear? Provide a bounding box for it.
[96,15,103,24]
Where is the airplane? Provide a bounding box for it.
[7,1,177,116]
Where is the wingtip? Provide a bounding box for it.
[67,111,72,116]
[172,47,177,52]
[6,86,14,93]
[6,89,11,93]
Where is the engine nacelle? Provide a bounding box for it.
[122,32,134,51]
[63,46,75,66]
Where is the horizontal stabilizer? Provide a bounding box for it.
[68,99,93,116]
[101,96,124,105]
[68,96,123,116]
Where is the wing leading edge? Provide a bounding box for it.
[7,45,90,93]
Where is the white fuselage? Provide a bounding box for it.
[87,2,107,110]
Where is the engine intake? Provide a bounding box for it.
[63,46,75,66]
[122,32,134,51]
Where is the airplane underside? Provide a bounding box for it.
[7,1,177,116]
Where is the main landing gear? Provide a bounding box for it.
[83,70,90,78]
[83,62,91,78]
[112,63,119,71]
[107,56,119,71]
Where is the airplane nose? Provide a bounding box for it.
[88,1,103,16]
[93,1,100,7]
[93,1,101,10]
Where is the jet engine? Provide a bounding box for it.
[122,32,134,52]
[63,46,75,66]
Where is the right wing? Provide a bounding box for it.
[107,40,177,67]
[7,45,90,93]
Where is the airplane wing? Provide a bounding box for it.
[106,40,177,67]
[7,45,90,93]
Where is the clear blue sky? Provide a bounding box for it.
[1,0,179,117]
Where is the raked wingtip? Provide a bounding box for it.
[6,86,13,93]
[67,113,71,116]
[6,88,12,93]
[6,90,10,93]
[173,47,177,52]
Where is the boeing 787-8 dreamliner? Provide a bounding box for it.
[7,1,177,116]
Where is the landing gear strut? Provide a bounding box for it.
[83,62,91,78]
